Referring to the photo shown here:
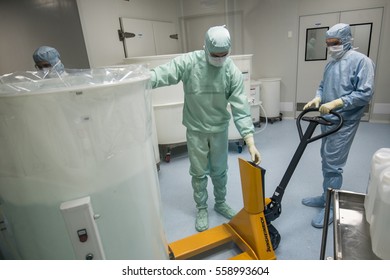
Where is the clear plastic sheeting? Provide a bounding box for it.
[0,65,169,260]
[0,65,150,95]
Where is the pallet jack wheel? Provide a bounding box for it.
[267,223,281,250]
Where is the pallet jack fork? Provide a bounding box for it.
[169,158,275,260]
[168,108,343,260]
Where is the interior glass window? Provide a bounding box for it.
[350,23,372,57]
[305,27,328,61]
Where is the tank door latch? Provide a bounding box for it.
[77,229,88,243]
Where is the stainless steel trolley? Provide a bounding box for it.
[320,189,380,260]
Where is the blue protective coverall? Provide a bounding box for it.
[302,23,375,228]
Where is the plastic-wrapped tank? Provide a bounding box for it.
[0,66,168,259]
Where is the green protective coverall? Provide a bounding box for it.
[150,27,256,231]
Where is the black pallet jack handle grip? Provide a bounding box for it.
[271,108,344,205]
[297,108,344,143]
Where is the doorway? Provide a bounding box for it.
[179,11,243,54]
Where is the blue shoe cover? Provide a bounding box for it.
[195,209,208,232]
[302,196,325,208]
[311,208,333,228]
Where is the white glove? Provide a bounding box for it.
[303,97,321,110]
[244,134,261,164]
[319,98,343,114]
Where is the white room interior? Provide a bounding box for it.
[0,0,390,261]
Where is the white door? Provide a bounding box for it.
[153,21,180,55]
[119,18,180,58]
[119,18,156,57]
[296,8,383,120]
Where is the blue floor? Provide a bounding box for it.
[157,119,390,260]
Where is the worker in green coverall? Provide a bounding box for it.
[150,26,261,232]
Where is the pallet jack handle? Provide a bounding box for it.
[297,108,344,144]
[266,108,343,222]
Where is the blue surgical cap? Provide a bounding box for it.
[204,26,231,53]
[33,46,61,66]
[326,23,352,45]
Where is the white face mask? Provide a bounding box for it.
[328,45,345,60]
[41,60,63,78]
[208,55,228,67]
[41,67,51,76]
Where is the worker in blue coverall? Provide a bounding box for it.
[33,46,66,78]
[302,23,375,228]
[150,26,261,232]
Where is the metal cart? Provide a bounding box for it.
[320,189,380,260]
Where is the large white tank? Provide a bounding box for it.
[0,66,168,260]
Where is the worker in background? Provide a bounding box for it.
[302,23,375,228]
[150,26,261,232]
[33,46,66,78]
[306,37,316,60]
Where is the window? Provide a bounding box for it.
[350,23,372,57]
[305,27,328,61]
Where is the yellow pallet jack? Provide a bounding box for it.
[168,109,343,260]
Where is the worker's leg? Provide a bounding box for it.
[302,123,352,207]
[209,129,236,219]
[187,130,210,232]
[309,121,360,228]
[192,177,209,231]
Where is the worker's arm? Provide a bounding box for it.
[227,63,261,164]
[339,57,375,110]
[227,63,254,137]
[149,54,189,89]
